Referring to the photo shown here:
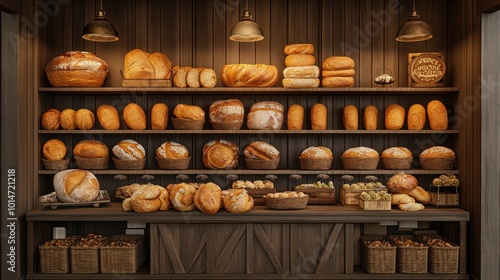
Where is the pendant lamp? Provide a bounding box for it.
[229,0,264,42]
[395,0,432,42]
[82,0,119,42]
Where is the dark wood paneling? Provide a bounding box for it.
[0,0,22,13]
[477,0,500,13]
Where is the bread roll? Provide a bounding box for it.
[321,69,355,77]
[285,54,316,67]
[282,66,320,78]
[244,141,280,160]
[156,141,189,159]
[45,51,109,87]
[42,139,67,160]
[123,103,147,130]
[123,49,155,79]
[53,169,100,203]
[387,172,418,194]
[427,100,448,130]
[221,189,254,214]
[151,103,169,130]
[173,104,205,120]
[60,109,77,130]
[97,104,120,130]
[221,64,279,87]
[407,104,426,130]
[112,139,146,160]
[41,109,61,130]
[322,56,355,70]
[202,140,239,169]
[73,140,109,158]
[343,105,358,130]
[363,105,378,130]
[300,146,333,159]
[169,183,197,211]
[200,68,217,88]
[398,202,425,211]
[391,194,415,205]
[186,68,203,88]
[321,77,354,88]
[420,146,455,158]
[382,146,412,158]
[247,101,284,130]
[385,104,405,130]
[282,78,320,88]
[287,104,304,130]
[129,185,162,213]
[408,186,431,203]
[284,43,315,55]
[75,108,95,130]
[209,99,244,124]
[173,66,191,88]
[342,146,379,158]
[311,103,327,130]
[148,52,172,79]
[193,182,222,214]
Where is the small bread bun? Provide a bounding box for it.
[60,109,77,130]
[427,100,448,130]
[398,202,425,211]
[151,103,169,130]
[343,105,358,130]
[387,172,418,194]
[342,146,379,158]
[156,141,189,159]
[287,104,304,130]
[173,104,205,120]
[193,182,222,214]
[123,103,147,130]
[203,140,239,169]
[73,140,109,158]
[284,44,315,55]
[385,104,405,130]
[97,104,120,130]
[221,189,254,214]
[244,141,280,160]
[322,56,355,70]
[209,99,244,124]
[42,139,67,160]
[285,54,316,67]
[41,109,61,130]
[282,78,320,88]
[300,146,333,159]
[321,76,354,88]
[363,105,378,130]
[381,146,412,158]
[407,104,426,130]
[311,103,327,130]
[112,139,146,160]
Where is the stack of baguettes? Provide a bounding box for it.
[282,44,320,88]
[321,56,355,87]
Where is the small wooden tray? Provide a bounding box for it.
[41,191,110,209]
[121,71,172,87]
[359,200,391,211]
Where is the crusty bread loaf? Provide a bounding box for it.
[427,100,448,130]
[363,105,378,130]
[148,52,172,79]
[322,69,355,77]
[42,139,67,160]
[408,186,431,203]
[382,146,412,158]
[387,172,418,194]
[173,66,191,88]
[244,141,280,160]
[123,103,147,130]
[203,140,239,169]
[60,109,77,130]
[151,103,169,130]
[173,104,205,120]
[209,99,244,124]
[156,141,189,159]
[45,51,109,87]
[193,182,222,214]
[97,104,120,130]
[53,169,100,203]
[75,108,95,130]
[112,139,146,160]
[282,78,320,88]
[123,49,172,79]
[322,56,355,70]
[311,103,327,130]
[399,202,425,211]
[287,104,304,130]
[221,64,279,87]
[391,194,415,205]
[321,76,354,88]
[169,183,197,211]
[221,189,254,214]
[247,101,284,130]
[73,140,109,158]
[127,185,164,213]
[282,66,320,78]
[41,109,61,130]
[200,68,217,88]
[343,105,358,130]
[420,146,455,158]
[284,43,314,55]
[385,104,405,130]
[342,146,379,158]
[300,146,333,159]
[285,54,316,67]
[186,68,203,88]
[407,104,426,130]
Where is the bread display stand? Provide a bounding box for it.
[41,190,110,209]
[120,71,172,87]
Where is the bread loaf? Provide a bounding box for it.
[148,52,172,79]
[300,146,333,159]
[398,202,425,211]
[127,185,165,213]
[203,140,239,169]
[391,194,415,205]
[186,68,203,88]
[427,100,448,130]
[173,66,191,88]
[408,186,431,203]
[169,183,197,211]
[156,141,189,159]
[387,172,418,194]
[363,105,378,130]
[283,66,320,78]
[123,49,172,79]
[311,103,327,130]
[73,140,109,158]
[60,109,77,130]
[285,54,316,67]
[284,43,315,55]
[75,108,95,130]
[45,51,109,87]
[97,104,120,130]
[321,76,354,88]
[199,68,217,88]
[193,182,222,214]
[221,64,279,87]
[112,139,146,160]
[123,103,146,130]
[382,146,412,158]
[41,109,61,130]
[53,169,100,202]
[247,101,284,130]
[407,104,426,130]
[173,104,205,120]
[420,146,455,158]
[322,69,355,77]
[151,103,169,130]
[343,105,358,130]
[42,139,67,160]
[244,141,280,160]
[322,56,355,70]
[282,78,320,88]
[385,104,405,130]
[209,99,244,124]
[221,189,254,214]
[342,146,379,158]
[287,104,304,130]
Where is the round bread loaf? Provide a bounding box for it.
[60,109,77,130]
[382,146,412,158]
[363,105,378,130]
[321,76,355,88]
[300,146,333,159]
[287,104,304,130]
[407,104,426,130]
[200,68,217,88]
[156,141,189,159]
[221,64,279,87]
[209,99,244,124]
[151,103,169,130]
[342,146,379,158]
[97,104,120,130]
[247,101,284,130]
[387,172,418,194]
[322,56,355,70]
[420,146,455,158]
[193,182,222,215]
[75,108,95,130]
[284,44,315,55]
[427,100,448,130]
[53,169,100,202]
[282,66,320,78]
[385,104,406,130]
[282,78,320,88]
[173,104,205,120]
[321,69,355,77]
[285,54,316,67]
[73,140,109,158]
[41,109,61,130]
[343,105,359,130]
[222,189,254,214]
[203,140,239,169]
[311,103,327,130]
[123,103,147,130]
[244,141,280,160]
[42,139,67,160]
[169,183,197,211]
[112,139,146,160]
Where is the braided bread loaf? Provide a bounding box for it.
[221,64,279,87]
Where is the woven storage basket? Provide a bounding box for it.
[42,158,70,171]
[70,236,109,273]
[156,157,190,169]
[245,157,280,170]
[39,236,80,273]
[417,235,459,273]
[74,156,109,170]
[388,235,429,273]
[210,120,243,130]
[112,157,146,170]
[420,156,456,170]
[342,157,379,170]
[100,235,144,274]
[381,156,413,170]
[299,157,332,170]
[263,195,309,210]
[360,235,396,273]
[172,118,205,130]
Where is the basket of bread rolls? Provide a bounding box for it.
[171,104,205,130]
[381,146,413,170]
[341,146,379,170]
[73,140,110,169]
[299,146,333,170]
[419,146,456,170]
[111,139,147,170]
[263,191,309,210]
[155,141,191,170]
[42,139,70,170]
[243,141,280,170]
[209,99,244,130]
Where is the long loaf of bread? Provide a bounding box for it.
[221,64,279,87]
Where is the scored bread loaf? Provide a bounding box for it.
[407,104,426,130]
[244,141,280,160]
[73,140,109,158]
[123,103,147,130]
[385,104,405,130]
[42,139,67,161]
[427,100,448,130]
[282,78,320,88]
[222,189,254,214]
[322,76,354,88]
[53,169,100,203]
[363,105,378,130]
[169,183,197,211]
[97,104,120,130]
[156,141,189,159]
[247,101,284,130]
[343,105,358,130]
[283,66,320,78]
[151,103,169,130]
[60,109,77,130]
[173,104,205,120]
[284,43,315,55]
[322,56,355,70]
[311,103,327,130]
[287,104,304,130]
[41,109,61,130]
[193,182,222,215]
[75,108,95,130]
[203,139,239,169]
[285,54,316,67]
[209,99,244,124]
[221,64,279,87]
[112,139,146,160]
[300,146,333,159]
[173,66,191,88]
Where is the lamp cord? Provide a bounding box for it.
[245,0,248,10]
[100,0,103,10]
[412,0,415,11]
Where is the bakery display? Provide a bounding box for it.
[73,140,110,169]
[123,103,147,130]
[60,109,77,130]
[385,104,405,130]
[246,101,284,130]
[427,100,448,130]
[97,104,120,130]
[53,169,100,203]
[222,189,255,213]
[381,146,413,170]
[244,141,280,169]
[151,103,169,130]
[363,105,378,130]
[75,108,95,130]
[407,104,426,130]
[321,56,355,87]
[343,105,358,130]
[193,182,222,214]
[45,51,109,87]
[41,109,61,130]
[209,99,244,129]
[202,139,239,169]
[123,49,172,80]
[299,146,333,170]
[341,146,379,170]
[155,141,190,169]
[287,104,304,130]
[419,146,456,170]
[310,103,327,130]
[221,64,279,87]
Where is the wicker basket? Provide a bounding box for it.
[74,156,109,170]
[416,235,459,273]
[360,235,396,273]
[299,157,333,170]
[420,156,456,170]
[381,156,413,170]
[342,157,379,170]
[112,157,146,170]
[70,236,109,273]
[42,158,70,171]
[156,157,191,169]
[388,235,429,273]
[210,120,244,130]
[39,236,80,273]
[172,118,205,130]
[263,194,309,210]
[100,235,144,274]
[245,157,280,170]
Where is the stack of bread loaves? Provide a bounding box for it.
[282,44,320,88]
[173,67,217,88]
[321,56,355,87]
[387,172,430,211]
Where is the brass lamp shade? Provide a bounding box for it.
[82,2,119,42]
[396,1,432,42]
[229,9,264,42]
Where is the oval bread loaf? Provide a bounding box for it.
[202,140,239,169]
[221,64,279,87]
[311,103,327,130]
[151,103,169,130]
[123,103,146,130]
[173,104,205,120]
[385,104,405,130]
[300,146,333,159]
[75,109,95,130]
[246,101,284,130]
[427,100,448,130]
[209,99,244,124]
[193,182,222,215]
[407,104,426,130]
[287,104,304,130]
[112,139,146,160]
[60,109,77,130]
[97,104,120,130]
[156,141,189,159]
[73,140,109,158]
[363,105,378,130]
[343,105,358,130]
[42,139,67,161]
[244,141,280,160]
[41,109,61,130]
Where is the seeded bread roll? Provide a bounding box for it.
[363,105,378,130]
[343,105,358,130]
[173,104,205,120]
[284,43,315,55]
[285,54,316,67]
[427,100,448,130]
[41,109,61,130]
[311,103,327,130]
[407,104,426,130]
[156,141,189,159]
[151,103,169,130]
[387,172,418,194]
[73,140,109,158]
[60,109,77,130]
[287,104,304,130]
[173,66,191,88]
[200,68,217,88]
[97,104,120,130]
[209,99,244,124]
[385,104,405,130]
[112,139,146,160]
[42,139,67,160]
[244,141,280,160]
[53,169,100,202]
[123,103,146,130]
[203,140,239,169]
[300,146,333,159]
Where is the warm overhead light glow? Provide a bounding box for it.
[229,0,264,42]
[396,0,432,42]
[82,0,119,42]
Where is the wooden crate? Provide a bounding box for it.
[293,188,335,205]
[340,188,364,206]
[358,200,391,211]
